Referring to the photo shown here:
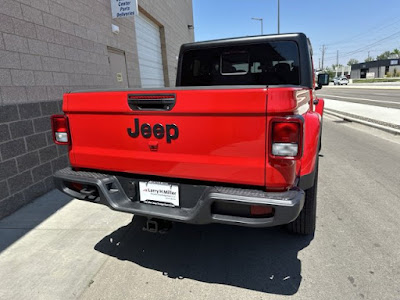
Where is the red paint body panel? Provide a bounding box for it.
[65,89,268,186]
[266,87,309,114]
[264,87,310,190]
[62,86,321,190]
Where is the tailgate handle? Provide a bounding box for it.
[128,94,176,111]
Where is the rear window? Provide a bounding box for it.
[180,41,300,86]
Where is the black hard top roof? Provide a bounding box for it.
[181,33,308,50]
[177,33,314,89]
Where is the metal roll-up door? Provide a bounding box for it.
[135,14,165,88]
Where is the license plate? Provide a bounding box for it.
[139,181,179,207]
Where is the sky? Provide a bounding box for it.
[192,0,400,68]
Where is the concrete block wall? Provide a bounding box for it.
[0,100,66,216]
[379,66,386,78]
[350,69,360,79]
[0,0,194,219]
[388,65,400,75]
[368,67,379,78]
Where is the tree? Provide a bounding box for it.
[377,51,391,60]
[391,49,400,58]
[365,56,375,62]
[331,64,343,71]
[347,58,359,66]
[325,67,335,79]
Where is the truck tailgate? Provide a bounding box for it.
[64,88,268,186]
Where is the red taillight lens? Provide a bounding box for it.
[270,117,303,159]
[51,115,70,145]
[272,122,300,143]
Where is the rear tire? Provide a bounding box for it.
[287,162,318,235]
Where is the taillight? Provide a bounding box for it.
[270,117,303,160]
[51,115,70,145]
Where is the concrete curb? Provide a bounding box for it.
[324,109,400,135]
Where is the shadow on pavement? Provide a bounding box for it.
[0,190,72,253]
[95,217,313,295]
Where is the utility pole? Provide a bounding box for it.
[319,58,321,70]
[277,0,280,34]
[320,45,326,70]
[336,50,339,77]
[336,50,339,67]
[368,51,370,60]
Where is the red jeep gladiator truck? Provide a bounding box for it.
[52,33,329,235]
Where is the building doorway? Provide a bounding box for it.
[107,47,129,88]
[135,13,165,88]
[360,68,368,79]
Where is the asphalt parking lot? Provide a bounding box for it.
[317,86,400,109]
[1,116,400,300]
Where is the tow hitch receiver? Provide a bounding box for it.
[143,218,173,234]
[80,187,98,201]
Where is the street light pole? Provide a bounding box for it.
[251,17,263,35]
[278,0,280,34]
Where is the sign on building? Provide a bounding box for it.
[366,72,375,79]
[111,0,138,19]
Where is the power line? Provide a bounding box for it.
[324,48,391,59]
[316,16,400,48]
[347,30,400,54]
[320,33,400,56]
[313,18,400,64]
[323,29,400,61]
[324,49,389,63]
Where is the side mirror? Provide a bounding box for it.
[315,73,330,90]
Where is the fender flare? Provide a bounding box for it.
[315,98,324,151]
[314,98,325,117]
[298,111,321,190]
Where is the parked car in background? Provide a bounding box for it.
[334,76,349,85]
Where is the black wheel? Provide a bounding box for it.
[287,161,318,235]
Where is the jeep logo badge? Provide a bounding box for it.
[127,118,179,143]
